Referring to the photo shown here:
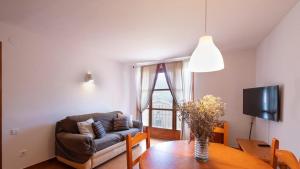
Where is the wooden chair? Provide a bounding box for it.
[126,127,150,169]
[271,138,300,169]
[189,121,229,146]
[212,121,229,146]
[271,138,279,169]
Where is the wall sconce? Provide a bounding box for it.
[85,72,94,83]
[82,72,95,91]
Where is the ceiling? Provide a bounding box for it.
[0,0,298,62]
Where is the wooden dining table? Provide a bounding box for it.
[140,140,273,169]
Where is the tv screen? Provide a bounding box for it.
[243,86,280,121]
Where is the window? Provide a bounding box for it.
[142,68,181,131]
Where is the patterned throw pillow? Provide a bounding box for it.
[117,113,133,128]
[92,121,106,139]
[113,117,129,131]
[77,118,95,138]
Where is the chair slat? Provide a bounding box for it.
[133,156,141,166]
[213,127,224,133]
[212,121,229,146]
[132,133,148,145]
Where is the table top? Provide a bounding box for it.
[140,140,272,169]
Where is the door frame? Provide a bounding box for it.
[1,41,2,168]
[146,65,181,140]
[140,63,195,140]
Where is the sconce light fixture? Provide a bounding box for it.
[85,72,94,83]
[82,72,95,91]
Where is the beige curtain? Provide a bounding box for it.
[164,60,193,140]
[135,64,158,121]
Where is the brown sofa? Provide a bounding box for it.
[55,111,142,169]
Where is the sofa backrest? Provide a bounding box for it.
[67,113,97,122]
[56,111,122,134]
[93,111,121,132]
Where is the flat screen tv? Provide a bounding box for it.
[243,85,280,121]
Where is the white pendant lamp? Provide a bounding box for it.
[189,0,224,72]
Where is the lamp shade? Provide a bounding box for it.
[189,36,224,72]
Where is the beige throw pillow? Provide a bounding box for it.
[117,113,133,128]
[77,118,95,138]
[128,115,133,128]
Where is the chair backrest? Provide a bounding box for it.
[126,127,150,169]
[276,150,300,169]
[189,121,229,146]
[271,138,279,169]
[271,138,300,169]
[212,121,229,146]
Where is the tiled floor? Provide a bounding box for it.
[27,139,166,169]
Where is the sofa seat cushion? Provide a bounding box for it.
[111,128,140,140]
[94,133,122,151]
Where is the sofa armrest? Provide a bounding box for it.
[56,132,95,155]
[132,120,143,130]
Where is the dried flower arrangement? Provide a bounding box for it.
[178,95,225,140]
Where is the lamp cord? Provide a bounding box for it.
[204,0,207,34]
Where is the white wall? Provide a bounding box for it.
[255,1,300,157]
[1,22,130,169]
[194,49,256,146]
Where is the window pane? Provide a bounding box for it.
[142,109,149,126]
[176,111,182,130]
[152,91,173,109]
[152,110,172,129]
[154,72,169,89]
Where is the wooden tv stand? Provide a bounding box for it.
[237,138,285,167]
[236,138,272,163]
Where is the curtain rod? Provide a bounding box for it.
[134,56,190,67]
